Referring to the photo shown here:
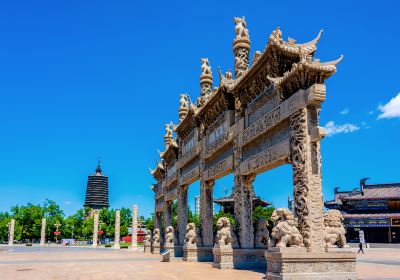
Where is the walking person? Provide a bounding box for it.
[358,242,365,254]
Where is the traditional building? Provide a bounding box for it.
[214,193,271,214]
[84,162,109,210]
[325,178,400,243]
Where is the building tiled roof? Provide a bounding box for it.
[340,183,400,200]
[343,213,400,219]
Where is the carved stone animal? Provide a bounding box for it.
[152,228,160,243]
[324,210,348,248]
[165,226,174,245]
[234,16,249,38]
[271,208,304,248]
[255,218,270,248]
[144,230,152,243]
[185,223,197,245]
[215,217,232,247]
[201,58,212,75]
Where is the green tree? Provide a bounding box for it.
[252,205,275,232]
[11,203,44,242]
[0,212,11,242]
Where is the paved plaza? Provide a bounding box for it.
[0,246,399,280]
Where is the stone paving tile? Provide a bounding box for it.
[1,246,400,279]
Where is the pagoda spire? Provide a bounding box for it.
[95,159,102,175]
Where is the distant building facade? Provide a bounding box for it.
[325,178,400,243]
[194,196,200,216]
[84,162,109,210]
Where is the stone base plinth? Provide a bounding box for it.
[113,244,120,249]
[265,248,357,280]
[144,242,151,253]
[212,245,234,269]
[183,244,198,262]
[164,243,175,257]
[152,242,161,254]
[233,248,266,269]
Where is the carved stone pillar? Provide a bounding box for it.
[198,71,213,107]
[131,205,138,248]
[113,210,121,249]
[234,173,256,249]
[164,201,173,240]
[92,210,99,248]
[233,24,250,79]
[178,185,188,245]
[155,212,163,240]
[200,179,215,247]
[40,218,46,246]
[8,219,15,246]
[290,108,324,252]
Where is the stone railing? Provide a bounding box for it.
[178,144,199,168]
[180,166,200,186]
[204,156,233,181]
[204,130,233,159]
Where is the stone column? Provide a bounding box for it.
[233,173,256,249]
[40,218,46,246]
[200,180,214,247]
[92,210,99,248]
[233,17,250,79]
[131,205,138,248]
[113,210,121,249]
[290,108,324,252]
[177,185,188,245]
[232,116,256,248]
[164,201,173,240]
[197,60,213,107]
[8,219,15,246]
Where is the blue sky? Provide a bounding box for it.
[0,0,399,217]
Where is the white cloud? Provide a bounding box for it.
[340,108,349,115]
[64,201,72,205]
[323,121,360,136]
[368,110,374,115]
[378,93,400,119]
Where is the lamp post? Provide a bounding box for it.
[54,221,61,244]
[98,220,104,245]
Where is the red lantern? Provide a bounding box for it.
[98,230,104,235]
[54,231,61,236]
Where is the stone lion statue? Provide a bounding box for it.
[215,217,232,247]
[165,226,174,245]
[255,218,270,248]
[234,16,249,38]
[324,210,348,248]
[271,208,304,248]
[144,229,152,243]
[152,228,160,243]
[201,58,212,75]
[185,223,197,245]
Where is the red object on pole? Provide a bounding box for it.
[98,230,104,235]
[54,231,61,236]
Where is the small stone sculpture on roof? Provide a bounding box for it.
[234,16,249,39]
[201,58,212,75]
